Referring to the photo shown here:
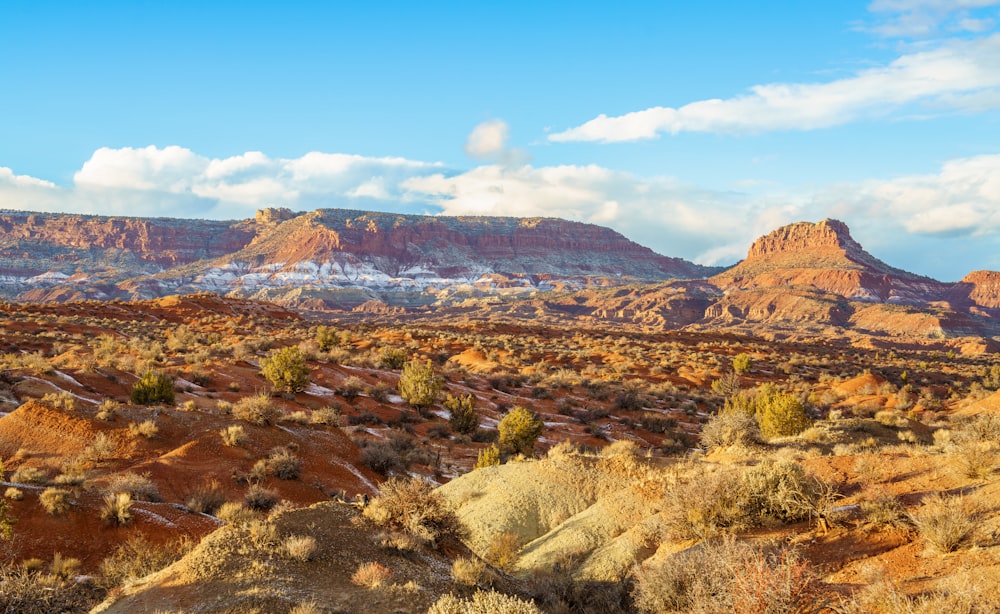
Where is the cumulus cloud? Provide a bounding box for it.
[861,153,1000,235]
[549,34,1000,142]
[2,146,444,219]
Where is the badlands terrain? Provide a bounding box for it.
[0,211,999,612]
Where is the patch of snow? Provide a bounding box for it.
[305,383,336,396]
[387,394,405,404]
[21,376,101,404]
[332,458,378,493]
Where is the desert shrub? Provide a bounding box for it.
[290,601,323,614]
[81,432,115,462]
[260,345,310,393]
[339,375,366,399]
[614,381,644,410]
[755,385,811,439]
[485,531,521,572]
[498,406,544,456]
[711,371,742,396]
[361,441,407,475]
[282,410,309,424]
[105,472,161,502]
[666,460,824,540]
[128,419,159,439]
[41,391,76,412]
[100,492,133,526]
[185,478,226,515]
[474,444,501,469]
[0,565,92,611]
[732,352,753,374]
[363,476,466,549]
[263,447,302,480]
[216,501,255,525]
[310,405,341,426]
[5,487,23,500]
[315,325,340,352]
[378,346,408,369]
[130,370,175,405]
[244,484,279,511]
[39,488,71,516]
[739,460,823,524]
[368,382,393,403]
[860,494,910,532]
[351,561,392,588]
[700,408,761,450]
[219,424,248,447]
[451,556,486,586]
[398,358,442,410]
[232,392,280,425]
[911,493,977,553]
[10,466,47,484]
[96,399,121,422]
[633,538,818,614]
[99,535,191,589]
[445,393,478,434]
[427,590,543,614]
[283,535,317,562]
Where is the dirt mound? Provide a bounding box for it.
[92,502,463,614]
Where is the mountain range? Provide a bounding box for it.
[2,207,999,351]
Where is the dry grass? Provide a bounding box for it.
[128,419,159,439]
[910,493,979,553]
[282,535,318,562]
[427,590,543,614]
[39,487,72,516]
[219,424,248,447]
[105,472,161,502]
[451,555,486,586]
[350,561,392,588]
[363,477,466,550]
[101,492,133,526]
[232,392,280,426]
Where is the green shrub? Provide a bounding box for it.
[732,352,753,374]
[130,371,175,405]
[260,345,310,393]
[445,394,478,434]
[378,346,408,369]
[498,406,544,456]
[474,444,501,469]
[260,345,309,392]
[398,359,442,410]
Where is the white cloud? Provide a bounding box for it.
[550,34,1000,142]
[864,0,1000,37]
[1,146,444,219]
[465,119,510,160]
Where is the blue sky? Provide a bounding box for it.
[2,1,1000,280]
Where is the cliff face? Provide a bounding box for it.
[0,208,714,305]
[712,219,948,304]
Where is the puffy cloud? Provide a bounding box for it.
[549,34,1000,142]
[464,119,510,160]
[861,154,1000,235]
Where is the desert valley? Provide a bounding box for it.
[0,208,998,612]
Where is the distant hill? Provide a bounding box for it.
[0,207,717,308]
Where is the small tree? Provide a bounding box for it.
[398,359,442,411]
[260,346,310,394]
[445,394,478,434]
[131,371,175,405]
[498,406,544,456]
